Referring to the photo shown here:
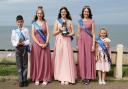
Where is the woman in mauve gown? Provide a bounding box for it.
[77,6,96,85]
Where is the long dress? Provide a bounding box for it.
[96,38,111,72]
[52,19,76,83]
[30,22,52,82]
[77,19,96,80]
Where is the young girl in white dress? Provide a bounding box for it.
[96,27,111,85]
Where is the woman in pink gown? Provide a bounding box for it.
[52,6,76,85]
[77,6,96,85]
[30,6,52,86]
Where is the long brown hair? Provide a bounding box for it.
[80,6,92,19]
[58,6,72,20]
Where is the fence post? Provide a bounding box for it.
[115,44,124,79]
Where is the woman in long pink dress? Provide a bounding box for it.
[77,6,96,85]
[30,6,52,86]
[52,6,76,85]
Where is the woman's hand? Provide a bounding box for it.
[39,43,48,48]
[43,43,48,48]
[76,33,80,39]
[91,45,95,52]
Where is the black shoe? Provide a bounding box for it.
[24,81,28,87]
[19,82,24,87]
[84,80,90,85]
[82,79,86,84]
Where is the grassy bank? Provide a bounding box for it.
[0,65,128,77]
[0,65,17,76]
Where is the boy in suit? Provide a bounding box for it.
[11,15,30,87]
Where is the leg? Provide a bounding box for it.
[15,47,24,87]
[102,72,106,84]
[22,49,28,86]
[98,70,102,84]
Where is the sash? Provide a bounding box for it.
[58,18,69,33]
[32,22,49,48]
[15,29,30,52]
[58,18,73,40]
[96,36,112,64]
[79,19,93,37]
[15,29,25,41]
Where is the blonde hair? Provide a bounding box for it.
[99,27,108,37]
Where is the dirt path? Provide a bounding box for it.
[0,80,128,89]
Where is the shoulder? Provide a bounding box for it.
[44,20,48,26]
[23,27,29,31]
[55,19,61,25]
[55,19,59,24]
[89,19,95,24]
[67,19,72,25]
[12,29,16,33]
[23,27,28,30]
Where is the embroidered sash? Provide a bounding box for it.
[15,29,30,52]
[32,21,49,48]
[96,36,112,64]
[79,19,93,37]
[58,18,73,40]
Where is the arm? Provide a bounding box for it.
[23,28,30,46]
[45,22,50,45]
[91,21,96,52]
[76,23,81,38]
[95,42,99,61]
[11,30,18,47]
[53,20,61,36]
[108,43,112,59]
[67,21,74,36]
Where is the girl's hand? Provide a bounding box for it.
[39,43,43,47]
[18,42,24,46]
[60,27,66,31]
[96,56,98,62]
[42,43,48,48]
[76,33,80,39]
[91,45,95,52]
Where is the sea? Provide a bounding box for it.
[0,24,128,51]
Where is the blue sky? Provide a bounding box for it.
[0,0,128,26]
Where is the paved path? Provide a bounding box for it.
[0,80,128,89]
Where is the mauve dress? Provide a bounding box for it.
[30,23,52,82]
[77,19,96,80]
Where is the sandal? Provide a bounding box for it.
[35,81,39,85]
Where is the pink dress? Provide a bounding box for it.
[30,22,52,82]
[52,20,76,83]
[96,38,111,72]
[77,19,96,80]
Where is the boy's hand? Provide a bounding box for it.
[17,42,24,46]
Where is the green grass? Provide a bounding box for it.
[0,65,17,76]
[123,67,128,77]
[0,64,128,77]
[106,66,128,77]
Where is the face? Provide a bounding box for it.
[83,8,89,18]
[99,30,107,39]
[16,20,24,28]
[61,9,67,18]
[36,9,43,20]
